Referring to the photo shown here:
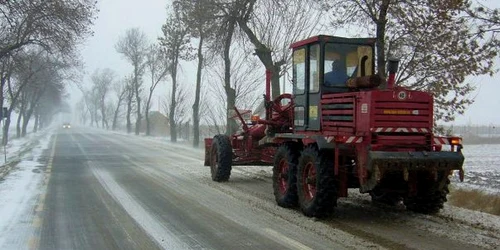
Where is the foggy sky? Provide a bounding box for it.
[75,0,500,126]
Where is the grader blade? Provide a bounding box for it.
[367,151,465,171]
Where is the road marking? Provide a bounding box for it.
[262,228,313,250]
[28,133,58,249]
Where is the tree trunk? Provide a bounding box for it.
[169,60,178,142]
[224,20,237,136]
[237,17,282,99]
[38,115,44,130]
[271,65,281,98]
[134,69,142,135]
[101,100,107,129]
[112,98,123,130]
[126,91,133,133]
[22,105,35,137]
[376,0,390,88]
[21,115,29,137]
[33,111,39,133]
[192,34,204,148]
[16,103,24,138]
[145,91,153,136]
[3,113,11,146]
[16,113,22,138]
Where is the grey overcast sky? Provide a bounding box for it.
[76,0,500,126]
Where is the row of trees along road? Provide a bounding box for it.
[79,0,500,147]
[0,0,98,145]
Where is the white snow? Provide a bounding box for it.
[0,129,54,249]
[451,144,500,193]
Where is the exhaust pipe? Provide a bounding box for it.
[387,58,399,89]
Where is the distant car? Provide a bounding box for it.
[62,123,71,129]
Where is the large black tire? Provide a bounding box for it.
[404,171,450,214]
[296,146,337,218]
[210,134,232,182]
[272,144,300,208]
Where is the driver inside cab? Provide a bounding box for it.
[324,59,349,87]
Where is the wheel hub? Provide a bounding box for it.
[303,162,316,201]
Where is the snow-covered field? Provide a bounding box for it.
[453,144,500,193]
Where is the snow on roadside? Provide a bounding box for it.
[1,129,51,164]
[0,129,54,248]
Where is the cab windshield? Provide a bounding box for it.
[324,43,373,87]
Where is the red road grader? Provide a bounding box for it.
[204,35,465,217]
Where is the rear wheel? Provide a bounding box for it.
[297,146,337,218]
[272,144,299,208]
[210,135,232,182]
[404,171,450,214]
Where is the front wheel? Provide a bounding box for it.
[210,135,232,182]
[297,146,337,218]
[272,144,300,208]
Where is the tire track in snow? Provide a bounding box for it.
[71,134,186,249]
[89,163,187,249]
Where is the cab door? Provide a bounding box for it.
[293,43,321,131]
[306,44,321,131]
[292,46,307,131]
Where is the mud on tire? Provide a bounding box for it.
[272,143,300,208]
[404,171,450,214]
[297,146,337,218]
[210,134,232,182]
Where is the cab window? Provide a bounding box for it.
[309,44,320,93]
[293,48,306,94]
[324,44,373,87]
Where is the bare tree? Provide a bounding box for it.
[205,44,262,137]
[318,0,497,122]
[0,0,97,60]
[91,68,115,129]
[201,1,242,136]
[162,84,190,140]
[144,44,169,136]
[76,98,88,125]
[111,80,128,130]
[233,0,321,99]
[26,78,64,135]
[2,49,48,144]
[115,28,148,135]
[208,46,262,110]
[466,2,500,41]
[159,4,193,142]
[176,0,219,147]
[124,76,135,133]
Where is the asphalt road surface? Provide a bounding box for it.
[2,127,500,249]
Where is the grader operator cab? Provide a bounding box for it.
[205,35,465,218]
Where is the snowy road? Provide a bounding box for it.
[1,128,499,249]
